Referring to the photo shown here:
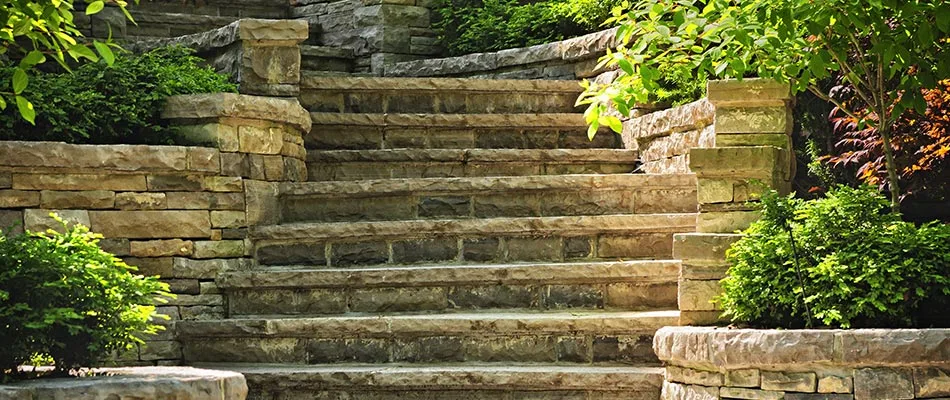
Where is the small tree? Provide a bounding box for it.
[0,0,133,123]
[579,0,950,212]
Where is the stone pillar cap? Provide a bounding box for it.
[707,78,792,107]
[162,93,312,134]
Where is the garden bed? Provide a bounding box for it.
[0,367,246,400]
[654,326,950,400]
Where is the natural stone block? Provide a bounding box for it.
[187,147,220,173]
[244,180,280,226]
[507,237,561,261]
[597,234,673,259]
[715,106,792,135]
[166,192,244,210]
[130,239,194,257]
[199,282,220,295]
[89,211,212,239]
[663,381,720,400]
[690,146,791,181]
[13,173,147,191]
[210,211,246,228]
[172,257,250,279]
[914,367,950,398]
[667,366,724,386]
[543,284,603,308]
[122,257,173,277]
[166,294,224,307]
[697,211,762,233]
[762,371,817,392]
[784,394,853,400]
[462,238,500,262]
[350,287,447,313]
[448,285,536,309]
[853,368,914,400]
[673,233,742,264]
[331,241,388,266]
[707,78,791,106]
[202,176,244,192]
[0,210,23,236]
[177,123,239,152]
[239,125,283,155]
[593,335,656,363]
[720,387,784,400]
[115,192,167,210]
[139,341,182,361]
[394,337,464,363]
[24,209,90,233]
[717,133,792,149]
[229,289,346,315]
[475,193,540,218]
[256,242,327,265]
[0,173,10,189]
[99,238,130,256]
[193,240,245,258]
[307,339,389,363]
[40,190,114,209]
[179,305,226,320]
[392,238,458,264]
[464,336,557,363]
[163,279,200,294]
[0,190,40,208]
[818,375,853,394]
[418,196,471,218]
[726,369,761,388]
[605,282,677,309]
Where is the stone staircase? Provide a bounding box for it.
[177,75,698,399]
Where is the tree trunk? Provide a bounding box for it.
[878,122,902,213]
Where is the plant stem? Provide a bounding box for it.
[878,121,902,213]
[786,226,813,328]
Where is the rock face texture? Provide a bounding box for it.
[654,327,950,400]
[0,367,247,400]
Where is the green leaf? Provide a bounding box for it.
[12,68,28,94]
[605,116,623,133]
[85,0,105,15]
[16,96,35,125]
[67,44,99,62]
[19,50,46,69]
[93,41,115,65]
[617,58,635,76]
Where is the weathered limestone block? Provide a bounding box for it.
[89,211,212,239]
[193,240,245,258]
[23,209,90,233]
[697,211,762,233]
[853,368,914,400]
[690,147,791,181]
[238,126,284,155]
[914,367,950,398]
[40,190,115,209]
[662,381,720,400]
[211,211,246,228]
[131,239,195,257]
[0,190,40,208]
[667,366,725,386]
[719,387,784,400]
[726,369,761,388]
[115,192,167,210]
[706,79,792,107]
[818,375,853,394]
[678,279,722,311]
[172,257,251,279]
[715,106,792,135]
[13,174,147,191]
[717,134,792,149]
[162,93,312,135]
[0,367,247,400]
[177,124,239,152]
[761,371,817,392]
[673,233,742,265]
[166,192,245,210]
[139,341,183,361]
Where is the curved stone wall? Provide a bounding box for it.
[654,327,950,400]
[0,367,247,400]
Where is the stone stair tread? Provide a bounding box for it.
[309,112,591,128]
[300,45,355,59]
[219,260,680,289]
[251,213,697,241]
[128,10,239,25]
[307,148,639,163]
[191,362,664,391]
[177,309,680,338]
[280,173,695,197]
[301,76,584,93]
[301,70,374,78]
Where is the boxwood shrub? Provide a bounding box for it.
[0,217,172,380]
[718,185,950,329]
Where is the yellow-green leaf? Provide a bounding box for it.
[86,1,105,15]
[12,68,28,94]
[16,96,35,125]
[93,41,115,65]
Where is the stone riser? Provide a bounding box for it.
[305,126,619,151]
[308,161,637,181]
[227,280,677,315]
[302,56,352,73]
[282,188,694,223]
[302,91,582,114]
[254,232,676,267]
[249,388,658,400]
[181,333,659,365]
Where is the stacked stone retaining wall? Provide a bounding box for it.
[654,327,950,400]
[0,93,311,366]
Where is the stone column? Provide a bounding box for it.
[674,78,794,325]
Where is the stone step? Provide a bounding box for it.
[280,174,696,223]
[177,310,679,364]
[194,363,664,399]
[126,11,239,39]
[306,149,640,181]
[300,45,354,73]
[300,76,584,114]
[251,213,696,266]
[305,113,618,151]
[220,260,680,315]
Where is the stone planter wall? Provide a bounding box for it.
[620,99,715,174]
[654,327,950,400]
[0,367,247,400]
[384,28,618,79]
[0,93,311,366]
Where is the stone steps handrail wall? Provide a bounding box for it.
[654,326,950,400]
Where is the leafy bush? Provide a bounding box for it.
[0,45,236,145]
[433,0,623,56]
[0,216,172,380]
[718,186,950,329]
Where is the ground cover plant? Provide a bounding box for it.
[0,216,172,381]
[433,0,623,56]
[717,185,950,329]
[0,45,236,145]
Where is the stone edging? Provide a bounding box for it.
[129,19,308,54]
[384,28,618,79]
[654,327,950,400]
[0,367,247,400]
[163,93,312,135]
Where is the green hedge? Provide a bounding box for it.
[0,46,236,145]
[433,0,623,56]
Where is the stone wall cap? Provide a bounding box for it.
[0,140,219,173]
[131,18,308,54]
[654,326,950,370]
[163,93,312,134]
[707,78,792,106]
[0,366,247,399]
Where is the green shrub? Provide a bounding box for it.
[0,216,172,380]
[0,46,236,145]
[433,0,623,56]
[718,185,950,329]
